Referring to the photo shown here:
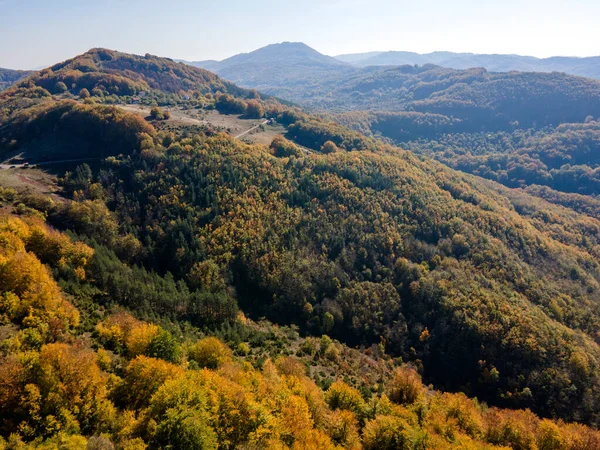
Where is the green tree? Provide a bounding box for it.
[321,140,339,154]
[54,81,68,94]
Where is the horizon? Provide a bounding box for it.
[4,42,600,71]
[1,0,600,69]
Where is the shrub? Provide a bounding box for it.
[321,140,339,154]
[54,81,68,93]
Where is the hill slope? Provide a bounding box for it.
[0,48,280,162]
[2,217,600,449]
[21,47,250,96]
[3,48,600,435]
[0,67,32,91]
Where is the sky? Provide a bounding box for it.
[1,0,599,69]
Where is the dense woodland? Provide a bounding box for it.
[336,113,600,197]
[2,49,600,448]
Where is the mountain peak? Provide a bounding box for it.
[217,41,347,68]
[183,42,351,89]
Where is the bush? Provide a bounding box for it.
[270,136,304,158]
[147,329,182,363]
[150,106,167,120]
[325,381,365,416]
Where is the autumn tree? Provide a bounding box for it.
[321,140,339,154]
[188,337,232,369]
[79,88,91,99]
[246,100,264,119]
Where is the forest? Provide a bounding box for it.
[336,113,600,197]
[2,48,600,449]
[188,44,600,203]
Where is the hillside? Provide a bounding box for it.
[2,217,600,449]
[0,67,32,91]
[336,50,600,79]
[19,47,251,97]
[288,65,600,125]
[3,48,600,447]
[0,48,283,163]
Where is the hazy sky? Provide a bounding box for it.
[1,0,599,69]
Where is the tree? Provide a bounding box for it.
[362,415,409,450]
[321,140,339,154]
[150,106,164,120]
[54,81,68,94]
[119,355,184,409]
[325,381,365,416]
[387,367,423,405]
[147,329,182,363]
[188,337,232,369]
[246,100,264,119]
[79,88,91,99]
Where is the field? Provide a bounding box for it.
[118,105,286,145]
[0,167,60,198]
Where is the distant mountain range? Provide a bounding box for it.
[183,43,600,94]
[180,42,600,122]
[335,50,600,79]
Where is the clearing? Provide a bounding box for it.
[118,105,286,146]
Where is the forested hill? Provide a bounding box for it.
[8,48,254,99]
[179,43,600,204]
[0,48,279,162]
[3,49,600,447]
[283,65,600,128]
[0,67,31,91]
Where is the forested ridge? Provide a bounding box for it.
[337,113,600,198]
[2,49,600,449]
[0,68,31,92]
